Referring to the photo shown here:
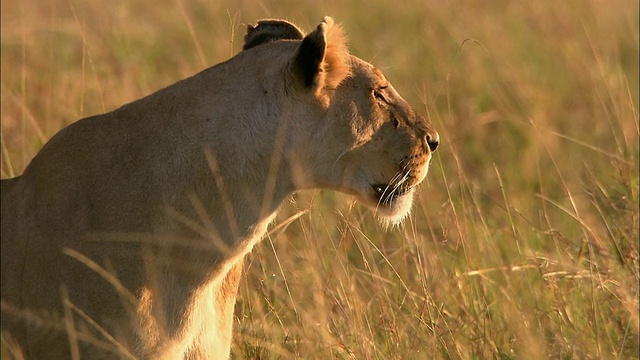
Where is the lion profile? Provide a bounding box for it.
[1,17,439,359]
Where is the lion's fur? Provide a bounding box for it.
[304,18,351,92]
[0,17,439,359]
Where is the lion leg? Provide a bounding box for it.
[185,260,243,359]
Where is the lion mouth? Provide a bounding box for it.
[371,183,414,205]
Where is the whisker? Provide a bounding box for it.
[373,167,414,214]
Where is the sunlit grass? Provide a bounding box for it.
[1,0,638,358]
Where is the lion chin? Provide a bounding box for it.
[360,186,417,227]
[376,190,416,226]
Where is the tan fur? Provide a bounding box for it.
[0,17,439,359]
[312,18,351,91]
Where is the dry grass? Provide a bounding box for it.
[1,0,638,358]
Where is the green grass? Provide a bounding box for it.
[2,0,638,358]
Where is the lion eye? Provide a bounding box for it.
[373,87,388,103]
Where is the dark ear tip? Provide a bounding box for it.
[311,16,333,38]
[242,19,305,51]
[320,16,334,28]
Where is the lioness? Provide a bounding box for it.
[1,17,439,359]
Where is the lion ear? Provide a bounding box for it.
[291,16,350,93]
[243,19,304,51]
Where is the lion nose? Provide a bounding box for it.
[424,131,440,152]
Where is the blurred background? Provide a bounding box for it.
[1,0,638,358]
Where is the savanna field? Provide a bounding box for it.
[1,0,638,358]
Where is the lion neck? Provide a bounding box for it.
[153,115,302,281]
[136,50,321,286]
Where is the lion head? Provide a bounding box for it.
[243,17,439,224]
